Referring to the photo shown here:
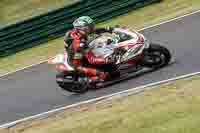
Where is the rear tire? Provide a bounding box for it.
[56,71,89,93]
[142,43,171,69]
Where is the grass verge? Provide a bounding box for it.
[4,75,200,133]
[0,0,200,75]
[0,0,79,27]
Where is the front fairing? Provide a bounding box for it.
[92,47,114,58]
[88,36,118,58]
[87,29,149,64]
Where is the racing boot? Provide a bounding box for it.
[89,71,108,82]
[88,72,109,87]
[77,66,108,86]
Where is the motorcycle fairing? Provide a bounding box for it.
[48,53,74,71]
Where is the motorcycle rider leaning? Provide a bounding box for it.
[64,16,117,83]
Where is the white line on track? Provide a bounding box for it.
[1,9,200,129]
[1,9,200,78]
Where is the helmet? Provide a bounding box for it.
[73,16,95,34]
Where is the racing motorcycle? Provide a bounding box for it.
[48,28,171,93]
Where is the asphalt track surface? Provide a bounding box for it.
[1,12,200,125]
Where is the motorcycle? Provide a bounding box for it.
[48,28,171,93]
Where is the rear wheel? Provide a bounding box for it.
[56,71,89,93]
[142,43,171,69]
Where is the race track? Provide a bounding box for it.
[1,11,200,125]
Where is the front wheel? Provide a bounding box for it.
[56,71,89,93]
[141,43,171,69]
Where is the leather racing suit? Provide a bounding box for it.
[64,27,114,81]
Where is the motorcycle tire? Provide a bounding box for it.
[56,71,89,93]
[141,43,171,69]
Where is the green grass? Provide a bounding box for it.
[0,0,79,27]
[6,75,200,133]
[0,0,200,75]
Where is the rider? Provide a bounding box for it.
[64,16,117,83]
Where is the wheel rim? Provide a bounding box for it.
[145,51,166,67]
[76,79,90,92]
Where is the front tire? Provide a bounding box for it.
[56,71,89,93]
[142,43,171,69]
